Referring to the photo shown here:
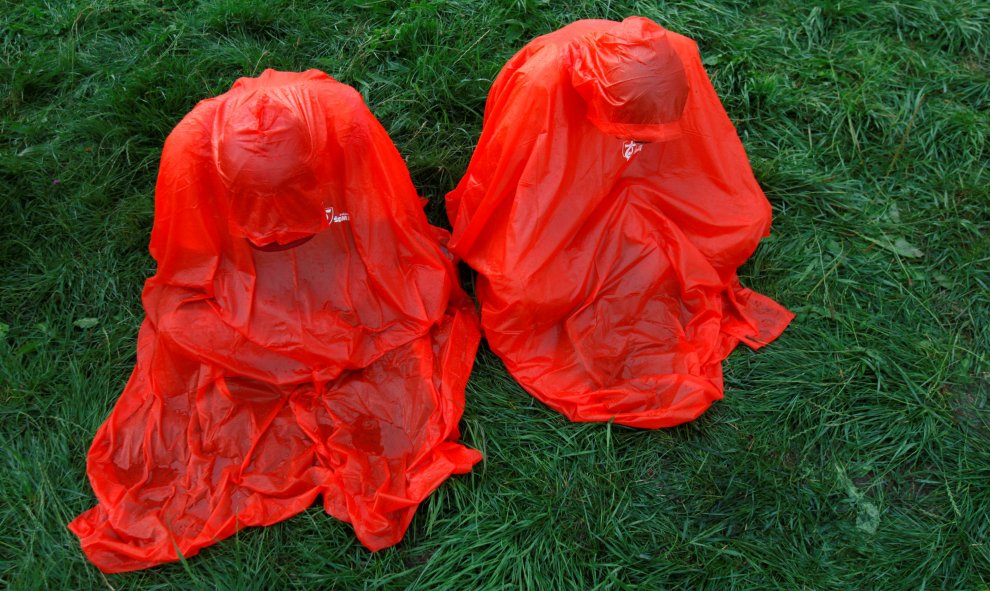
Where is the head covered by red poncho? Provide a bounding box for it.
[70,69,482,573]
[446,17,794,428]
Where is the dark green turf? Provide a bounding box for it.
[1,1,987,589]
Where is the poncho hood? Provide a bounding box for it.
[569,17,688,142]
[213,70,333,247]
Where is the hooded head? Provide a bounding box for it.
[214,84,331,247]
[569,17,689,143]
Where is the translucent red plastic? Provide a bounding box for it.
[69,69,482,573]
[446,17,794,428]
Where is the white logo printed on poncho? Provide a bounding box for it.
[622,140,644,161]
[325,207,351,224]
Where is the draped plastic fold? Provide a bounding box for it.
[446,17,794,429]
[69,69,482,573]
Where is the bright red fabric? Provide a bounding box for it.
[446,17,794,429]
[69,69,482,573]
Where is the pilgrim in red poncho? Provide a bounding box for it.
[446,17,794,429]
[69,69,482,573]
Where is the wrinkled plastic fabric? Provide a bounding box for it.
[69,69,482,573]
[446,17,794,429]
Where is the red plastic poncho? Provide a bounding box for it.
[446,17,794,429]
[69,69,482,573]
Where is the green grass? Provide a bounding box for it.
[1,0,987,589]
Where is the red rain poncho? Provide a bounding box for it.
[446,17,794,429]
[69,69,482,573]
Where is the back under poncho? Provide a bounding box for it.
[446,17,794,428]
[70,69,482,573]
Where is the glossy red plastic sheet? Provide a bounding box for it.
[446,17,794,428]
[69,69,482,573]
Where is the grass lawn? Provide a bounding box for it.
[1,0,987,589]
